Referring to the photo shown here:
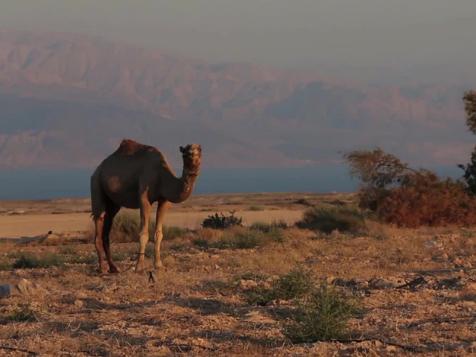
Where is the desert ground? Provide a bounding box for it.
[0,193,474,356]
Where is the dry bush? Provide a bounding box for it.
[345,148,476,227]
[377,171,476,227]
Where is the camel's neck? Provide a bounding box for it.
[161,163,200,203]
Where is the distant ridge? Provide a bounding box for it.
[0,30,470,169]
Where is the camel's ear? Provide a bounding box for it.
[180,146,185,153]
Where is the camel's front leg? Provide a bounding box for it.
[154,200,169,270]
[135,196,151,272]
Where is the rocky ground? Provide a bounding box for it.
[0,195,474,356]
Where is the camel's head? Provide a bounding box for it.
[180,144,202,172]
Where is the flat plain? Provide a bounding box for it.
[0,193,474,356]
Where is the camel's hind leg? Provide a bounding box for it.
[91,171,109,274]
[93,213,109,274]
[103,204,120,273]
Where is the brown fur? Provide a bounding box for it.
[90,139,201,273]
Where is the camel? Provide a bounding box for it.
[90,139,201,274]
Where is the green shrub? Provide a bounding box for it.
[297,206,366,234]
[192,238,210,249]
[243,267,313,305]
[244,286,276,306]
[283,284,358,343]
[12,253,65,269]
[202,212,243,229]
[273,267,313,300]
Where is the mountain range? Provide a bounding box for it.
[0,29,472,170]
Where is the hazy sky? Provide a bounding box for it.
[1,0,476,83]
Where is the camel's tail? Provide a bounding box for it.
[90,168,106,220]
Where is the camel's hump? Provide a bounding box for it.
[116,139,158,155]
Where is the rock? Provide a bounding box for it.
[432,253,449,262]
[368,278,395,290]
[0,284,12,298]
[436,277,463,290]
[465,282,476,293]
[0,279,39,298]
[386,345,398,353]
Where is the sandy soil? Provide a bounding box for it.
[0,193,473,356]
[0,192,338,239]
[0,209,304,239]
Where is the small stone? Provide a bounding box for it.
[0,284,12,298]
[386,345,398,352]
[465,282,476,293]
[74,299,84,308]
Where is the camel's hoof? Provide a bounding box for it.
[148,271,157,283]
[98,263,109,275]
[109,265,120,274]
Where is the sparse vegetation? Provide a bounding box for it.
[297,205,366,234]
[283,283,358,343]
[12,253,65,269]
[193,226,285,250]
[0,193,474,354]
[202,211,243,229]
[248,205,264,211]
[239,268,358,342]
[5,305,38,323]
[111,211,187,242]
[250,220,287,232]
